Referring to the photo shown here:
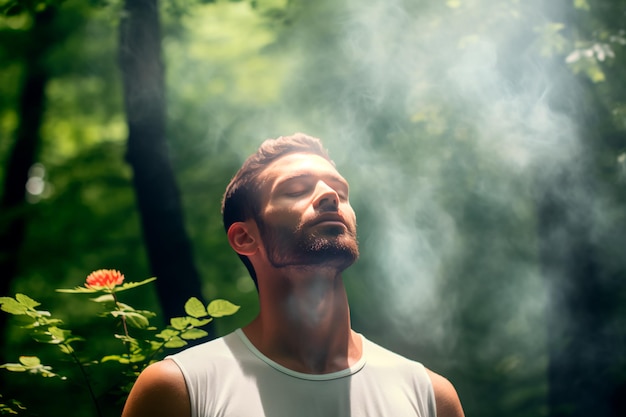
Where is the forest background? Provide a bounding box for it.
[1,0,625,416]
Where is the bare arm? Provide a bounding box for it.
[426,368,465,417]
[122,359,191,417]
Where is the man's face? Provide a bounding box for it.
[254,152,359,271]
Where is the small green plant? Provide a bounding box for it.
[0,269,239,416]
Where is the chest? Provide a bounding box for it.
[198,364,425,417]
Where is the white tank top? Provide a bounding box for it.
[168,329,436,417]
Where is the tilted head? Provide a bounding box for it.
[221,133,336,287]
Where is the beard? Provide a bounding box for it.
[256,216,359,272]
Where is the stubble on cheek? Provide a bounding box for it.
[258,216,359,270]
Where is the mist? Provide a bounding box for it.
[166,0,624,414]
[252,0,577,349]
[2,0,624,415]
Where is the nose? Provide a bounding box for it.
[313,182,339,211]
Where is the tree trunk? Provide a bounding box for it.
[118,0,207,321]
[537,160,624,417]
[538,176,595,416]
[0,8,55,362]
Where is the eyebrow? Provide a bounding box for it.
[275,173,349,189]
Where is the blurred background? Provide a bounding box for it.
[1,0,625,415]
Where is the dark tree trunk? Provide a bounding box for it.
[118,0,207,321]
[534,1,626,408]
[537,134,626,417]
[0,8,55,363]
[538,175,601,416]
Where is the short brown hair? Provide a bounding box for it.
[221,133,333,286]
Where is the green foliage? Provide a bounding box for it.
[0,355,62,378]
[207,298,240,317]
[0,394,26,415]
[2,0,626,416]
[1,0,62,16]
[56,277,157,294]
[0,274,238,415]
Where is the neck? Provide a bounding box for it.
[243,267,361,374]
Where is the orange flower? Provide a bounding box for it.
[85,269,124,290]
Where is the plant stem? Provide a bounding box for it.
[112,292,129,338]
[69,347,104,417]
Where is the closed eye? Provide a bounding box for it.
[282,184,313,197]
[285,190,309,197]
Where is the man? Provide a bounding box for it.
[122,133,465,417]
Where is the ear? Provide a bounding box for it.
[227,221,259,256]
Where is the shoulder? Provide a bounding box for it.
[173,331,238,364]
[362,339,464,416]
[122,359,191,417]
[425,368,465,417]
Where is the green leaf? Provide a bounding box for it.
[91,294,115,303]
[64,336,84,346]
[148,340,163,351]
[102,353,146,364]
[164,336,187,348]
[15,294,40,309]
[207,299,240,317]
[34,310,52,317]
[0,363,27,372]
[124,312,150,329]
[115,302,136,312]
[31,332,54,343]
[47,326,72,343]
[110,310,151,328]
[113,277,157,293]
[59,344,75,355]
[188,317,212,327]
[180,328,209,340]
[56,287,99,294]
[155,328,179,340]
[101,354,130,364]
[136,309,156,319]
[1,357,63,379]
[128,353,147,363]
[19,356,41,367]
[115,333,138,342]
[184,297,207,318]
[0,297,28,315]
[24,317,62,328]
[170,317,190,330]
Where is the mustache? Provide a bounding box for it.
[302,212,358,237]
[306,212,348,227]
